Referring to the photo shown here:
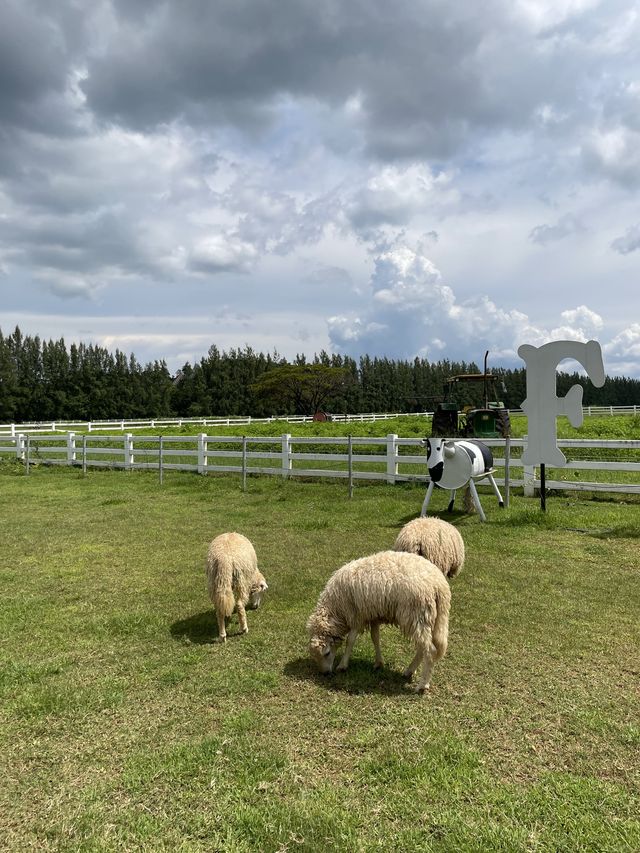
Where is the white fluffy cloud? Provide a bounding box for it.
[327,242,634,375]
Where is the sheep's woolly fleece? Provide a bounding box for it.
[307,550,450,690]
[393,516,465,578]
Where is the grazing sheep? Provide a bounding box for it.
[205,532,268,642]
[393,516,465,579]
[306,551,450,693]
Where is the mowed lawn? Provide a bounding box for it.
[0,465,639,852]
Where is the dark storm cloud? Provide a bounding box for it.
[79,0,596,160]
[0,0,94,136]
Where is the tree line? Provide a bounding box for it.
[1,326,638,423]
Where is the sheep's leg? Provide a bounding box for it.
[402,648,423,680]
[413,644,437,693]
[370,622,383,670]
[336,628,359,671]
[215,609,227,643]
[236,601,249,634]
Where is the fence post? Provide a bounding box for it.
[11,423,15,438]
[25,434,30,475]
[386,433,398,484]
[523,464,535,497]
[348,434,353,498]
[16,433,25,461]
[242,435,247,492]
[159,435,163,485]
[67,432,76,465]
[82,435,87,476]
[198,433,207,474]
[504,436,510,508]
[124,433,134,470]
[281,433,292,479]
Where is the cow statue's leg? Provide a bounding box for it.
[487,472,504,507]
[467,478,486,522]
[420,480,435,517]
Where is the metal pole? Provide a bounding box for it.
[25,434,30,476]
[159,435,163,485]
[348,434,353,499]
[504,435,511,509]
[540,463,546,512]
[242,435,247,493]
[82,434,87,477]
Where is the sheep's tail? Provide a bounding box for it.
[431,587,450,661]
[206,552,236,619]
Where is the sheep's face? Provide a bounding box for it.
[309,636,341,674]
[248,572,268,610]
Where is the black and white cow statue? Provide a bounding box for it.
[421,437,504,522]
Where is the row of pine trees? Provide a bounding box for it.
[1,326,638,423]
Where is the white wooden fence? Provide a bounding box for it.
[0,412,433,437]
[1,432,639,497]
[0,405,637,437]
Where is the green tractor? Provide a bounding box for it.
[431,353,511,438]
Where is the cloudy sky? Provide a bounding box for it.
[1,0,639,376]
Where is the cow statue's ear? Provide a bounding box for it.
[443,440,456,459]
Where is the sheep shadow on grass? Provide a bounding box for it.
[283,656,422,697]
[384,509,467,531]
[170,609,248,645]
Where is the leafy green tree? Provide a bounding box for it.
[251,364,350,415]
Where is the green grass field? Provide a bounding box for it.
[1,465,639,851]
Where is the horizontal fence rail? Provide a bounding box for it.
[1,432,639,497]
[0,405,638,436]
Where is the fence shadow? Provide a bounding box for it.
[283,656,420,697]
[170,609,219,645]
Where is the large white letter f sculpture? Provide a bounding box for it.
[517,340,605,466]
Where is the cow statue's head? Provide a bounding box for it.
[423,438,456,483]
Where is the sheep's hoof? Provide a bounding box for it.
[336,663,348,672]
[402,668,414,680]
[215,635,227,644]
[412,684,430,694]
[240,627,249,635]
[373,661,384,671]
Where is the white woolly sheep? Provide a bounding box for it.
[205,532,268,642]
[393,516,465,579]
[306,551,450,693]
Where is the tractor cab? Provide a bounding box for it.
[431,354,511,438]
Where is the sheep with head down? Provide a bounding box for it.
[306,551,450,693]
[393,517,464,579]
[206,532,268,642]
